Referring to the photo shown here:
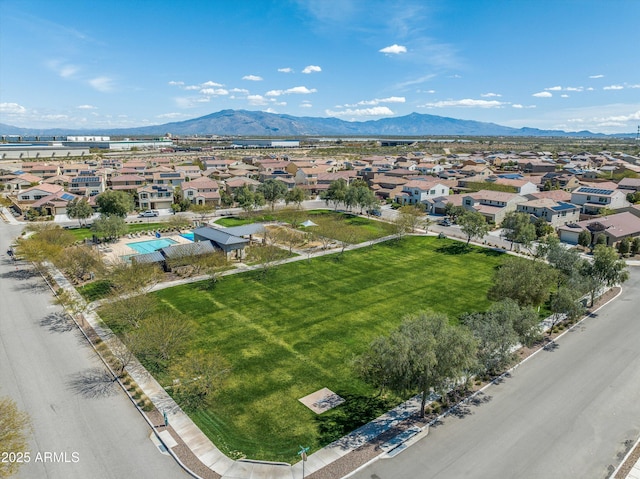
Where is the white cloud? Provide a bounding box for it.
[379,44,407,54]
[356,96,405,106]
[596,110,640,122]
[604,85,624,90]
[168,80,184,86]
[266,86,317,96]
[302,65,322,74]
[278,67,293,73]
[200,88,229,96]
[481,93,502,98]
[247,94,268,105]
[77,104,97,110]
[565,86,583,92]
[300,102,313,108]
[230,88,249,94]
[629,84,640,89]
[326,106,395,117]
[202,81,223,87]
[533,91,552,98]
[242,75,263,81]
[184,85,201,91]
[511,104,536,109]
[47,60,79,79]
[157,112,187,119]
[0,102,27,114]
[561,94,569,98]
[89,77,114,92]
[420,99,507,108]
[589,74,604,79]
[545,86,562,91]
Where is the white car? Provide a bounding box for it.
[139,210,159,217]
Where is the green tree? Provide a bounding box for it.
[488,257,558,308]
[57,245,105,282]
[501,211,536,250]
[458,211,489,245]
[353,185,377,214]
[322,179,348,210]
[168,350,231,410]
[617,237,631,256]
[66,197,94,227]
[91,214,127,240]
[257,179,288,211]
[234,185,257,213]
[190,203,215,223]
[534,217,554,238]
[631,237,640,256]
[584,244,629,306]
[355,311,477,417]
[95,190,134,218]
[284,186,306,208]
[15,224,76,267]
[444,203,466,222]
[0,396,31,478]
[107,260,164,296]
[220,189,234,208]
[549,286,586,333]
[578,230,592,248]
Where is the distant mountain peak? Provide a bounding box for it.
[1,110,630,138]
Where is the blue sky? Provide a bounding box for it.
[1,0,639,134]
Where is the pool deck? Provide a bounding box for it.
[100,231,193,262]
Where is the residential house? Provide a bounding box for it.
[558,212,640,246]
[16,183,64,202]
[174,164,203,180]
[224,177,261,196]
[181,177,221,206]
[109,174,146,192]
[521,159,557,173]
[570,185,630,214]
[20,163,60,179]
[486,177,538,195]
[369,174,408,200]
[4,172,43,191]
[516,198,580,227]
[395,179,450,205]
[461,190,527,225]
[540,172,581,191]
[152,171,184,187]
[30,191,80,217]
[460,164,493,177]
[618,177,640,192]
[69,175,106,197]
[136,184,174,211]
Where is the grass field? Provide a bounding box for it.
[65,222,166,241]
[148,236,506,462]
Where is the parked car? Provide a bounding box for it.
[438,218,452,226]
[139,210,159,217]
[367,209,382,217]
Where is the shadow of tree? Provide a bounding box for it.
[435,243,469,255]
[315,393,397,448]
[40,312,74,333]
[66,367,118,398]
[543,341,559,352]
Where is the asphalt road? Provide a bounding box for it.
[350,266,640,479]
[0,222,187,479]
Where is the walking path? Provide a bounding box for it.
[6,208,638,479]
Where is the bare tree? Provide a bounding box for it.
[0,396,31,478]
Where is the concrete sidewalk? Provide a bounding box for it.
[48,261,430,479]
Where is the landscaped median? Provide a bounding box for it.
[100,235,508,463]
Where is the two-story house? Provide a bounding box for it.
[516,198,580,227]
[462,190,527,225]
[570,186,630,214]
[69,175,105,197]
[181,177,220,206]
[395,179,450,206]
[137,184,174,211]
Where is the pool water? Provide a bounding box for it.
[180,232,194,241]
[127,238,177,254]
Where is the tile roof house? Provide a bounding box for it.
[557,211,640,246]
[461,190,528,225]
[69,175,105,197]
[396,179,450,205]
[181,177,221,206]
[136,184,174,211]
[570,186,630,214]
[516,198,580,227]
[618,177,640,192]
[16,183,64,202]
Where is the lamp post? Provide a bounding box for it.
[297,445,309,479]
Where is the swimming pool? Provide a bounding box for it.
[180,232,194,241]
[127,238,177,254]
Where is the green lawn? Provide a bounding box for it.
[148,236,506,462]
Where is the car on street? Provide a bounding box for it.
[139,210,159,217]
[438,218,452,226]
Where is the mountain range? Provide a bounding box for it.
[0,109,634,138]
